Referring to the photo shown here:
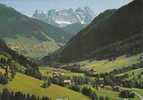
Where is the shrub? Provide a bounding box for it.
[69,85,81,92]
[119,90,135,98]
[0,72,8,84]
[41,78,51,88]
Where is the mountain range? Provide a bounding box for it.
[32,7,95,28]
[0,4,73,58]
[59,0,143,62]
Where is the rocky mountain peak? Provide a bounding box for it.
[32,7,95,27]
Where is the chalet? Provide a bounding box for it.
[63,80,71,85]
[56,98,68,100]
[113,86,120,91]
[104,86,112,90]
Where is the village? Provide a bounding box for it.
[41,67,121,92]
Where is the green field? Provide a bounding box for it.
[79,85,140,100]
[38,54,143,100]
[1,70,140,100]
[95,88,140,100]
[133,88,143,96]
[0,72,90,100]
[116,68,143,80]
[5,35,58,58]
[62,54,141,73]
[40,67,84,77]
[39,67,141,100]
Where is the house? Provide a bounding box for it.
[104,86,112,90]
[113,86,120,91]
[56,98,68,100]
[64,80,71,85]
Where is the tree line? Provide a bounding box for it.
[0,88,50,100]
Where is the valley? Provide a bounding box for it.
[0,0,143,100]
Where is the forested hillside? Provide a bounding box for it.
[60,0,143,62]
[0,4,73,58]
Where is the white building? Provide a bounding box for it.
[56,98,68,100]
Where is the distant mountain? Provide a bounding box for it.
[0,4,72,58]
[41,9,117,64]
[62,9,117,35]
[60,0,143,62]
[32,7,95,28]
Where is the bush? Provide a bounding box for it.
[99,96,104,100]
[82,86,95,98]
[25,67,42,80]
[41,78,51,88]
[91,91,98,100]
[69,85,81,92]
[119,90,135,98]
[0,72,8,84]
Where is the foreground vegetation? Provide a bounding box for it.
[0,38,142,100]
[39,66,141,100]
[0,88,50,100]
[0,72,90,100]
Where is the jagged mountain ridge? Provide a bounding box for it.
[32,7,95,28]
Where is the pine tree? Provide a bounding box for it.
[1,88,10,100]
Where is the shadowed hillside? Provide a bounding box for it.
[0,4,73,58]
[60,0,143,62]
[63,23,87,35]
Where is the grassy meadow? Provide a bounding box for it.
[0,72,90,100]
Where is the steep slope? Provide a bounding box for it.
[0,39,39,73]
[60,0,143,62]
[0,4,72,58]
[63,23,87,35]
[62,9,116,35]
[0,72,90,100]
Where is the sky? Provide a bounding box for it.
[0,0,133,17]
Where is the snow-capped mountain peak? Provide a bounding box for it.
[32,7,95,27]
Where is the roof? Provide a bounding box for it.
[64,80,71,83]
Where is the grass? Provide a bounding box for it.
[4,35,58,58]
[62,54,141,73]
[39,54,143,100]
[0,72,90,100]
[133,88,143,96]
[80,85,140,100]
[40,67,84,77]
[85,55,140,72]
[116,68,143,81]
[95,88,140,100]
